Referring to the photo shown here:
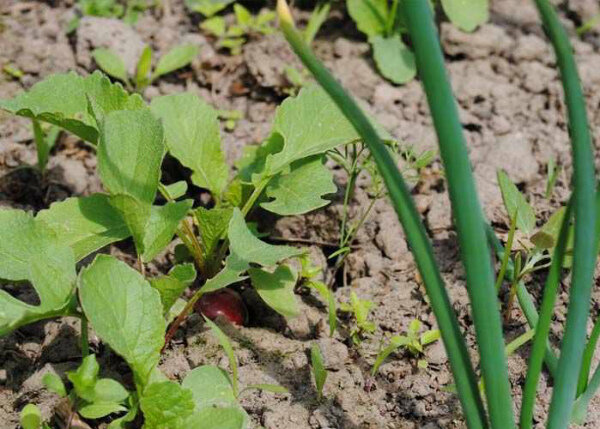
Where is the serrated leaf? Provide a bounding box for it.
[311,344,327,399]
[182,365,236,408]
[142,199,193,262]
[249,265,299,318]
[185,406,248,429]
[228,209,301,266]
[184,0,235,17]
[153,44,199,79]
[497,170,536,235]
[371,35,416,85]
[0,71,143,143]
[92,49,129,84]
[265,85,363,175]
[346,0,388,37]
[151,263,197,314]
[79,255,165,386]
[36,194,130,261]
[79,402,127,419]
[151,93,228,197]
[196,207,233,255]
[140,381,196,429]
[0,210,76,335]
[199,252,249,295]
[204,318,239,396]
[262,156,336,215]
[98,108,164,204]
[20,404,42,429]
[441,0,489,32]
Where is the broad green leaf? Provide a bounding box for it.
[262,156,336,215]
[249,265,299,318]
[199,253,249,295]
[135,45,152,87]
[161,181,188,200]
[92,49,129,84]
[151,263,197,314]
[142,199,193,262]
[371,35,416,85]
[497,170,536,235]
[201,16,227,37]
[140,381,195,429]
[346,0,388,37]
[265,85,362,175]
[20,404,42,429]
[36,194,130,261]
[0,210,76,335]
[195,207,233,254]
[185,0,235,17]
[228,208,301,266]
[205,318,239,396]
[42,373,67,397]
[151,93,228,197]
[79,255,165,386]
[79,402,127,419]
[67,354,100,402]
[0,71,143,143]
[94,378,130,403]
[185,406,248,429]
[98,108,164,204]
[182,365,236,408]
[441,0,489,32]
[310,344,328,399]
[153,44,199,79]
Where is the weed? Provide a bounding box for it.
[310,343,328,400]
[340,292,376,344]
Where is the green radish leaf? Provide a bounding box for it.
[92,49,129,84]
[162,181,188,200]
[310,344,328,399]
[234,4,252,26]
[195,207,233,255]
[151,93,228,197]
[185,406,248,429]
[37,194,130,261]
[184,0,235,17]
[0,71,143,143]
[262,156,336,215]
[42,373,67,397]
[151,263,197,314]
[67,354,100,402]
[135,45,152,87]
[371,35,416,84]
[199,253,249,295]
[228,208,302,266]
[249,265,299,318]
[307,281,337,336]
[20,404,42,429]
[98,108,164,204]
[140,381,196,429]
[109,194,152,255]
[153,44,199,79]
[93,378,130,403]
[201,16,227,37]
[346,0,388,37]
[441,0,489,32]
[79,255,165,386]
[0,210,76,335]
[204,318,239,396]
[79,402,127,419]
[182,365,236,408]
[497,170,536,235]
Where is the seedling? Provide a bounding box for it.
[545,157,559,199]
[371,319,440,375]
[19,404,48,429]
[299,254,337,336]
[2,64,23,80]
[311,343,328,401]
[69,0,156,31]
[217,109,243,131]
[200,4,275,55]
[92,43,199,91]
[339,292,376,344]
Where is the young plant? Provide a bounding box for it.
[92,43,199,91]
[371,319,440,375]
[69,0,155,31]
[19,404,48,429]
[310,343,328,401]
[339,292,376,344]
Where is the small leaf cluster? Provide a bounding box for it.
[340,292,376,344]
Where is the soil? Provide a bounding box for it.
[1,0,600,428]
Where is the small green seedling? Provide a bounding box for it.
[19,404,48,429]
[92,43,199,91]
[311,343,328,401]
[545,157,559,199]
[32,121,60,172]
[340,292,376,344]
[185,0,235,17]
[2,64,23,80]
[69,0,155,32]
[299,254,337,336]
[200,4,275,55]
[371,319,440,375]
[217,109,243,131]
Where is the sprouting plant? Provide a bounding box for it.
[339,292,376,344]
[185,0,235,17]
[218,109,243,131]
[345,0,489,84]
[200,4,275,55]
[69,0,156,31]
[371,319,440,375]
[310,343,328,401]
[92,43,199,92]
[299,254,337,336]
[20,404,49,429]
[545,157,560,199]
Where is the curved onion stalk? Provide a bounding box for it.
[276,1,487,427]
[529,2,597,428]
[402,2,514,428]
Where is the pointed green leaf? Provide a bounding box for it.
[92,49,129,84]
[199,253,249,295]
[346,0,388,37]
[262,156,336,215]
[79,255,165,386]
[135,45,152,87]
[228,208,301,266]
[153,44,199,79]
[36,194,130,261]
[497,170,536,235]
[98,108,164,203]
[142,199,193,262]
[184,0,235,17]
[151,93,228,197]
[140,381,195,429]
[195,207,233,254]
[109,194,152,255]
[249,265,299,318]
[151,263,197,314]
[441,0,489,32]
[67,354,100,402]
[310,344,328,399]
[371,35,416,85]
[182,365,236,408]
